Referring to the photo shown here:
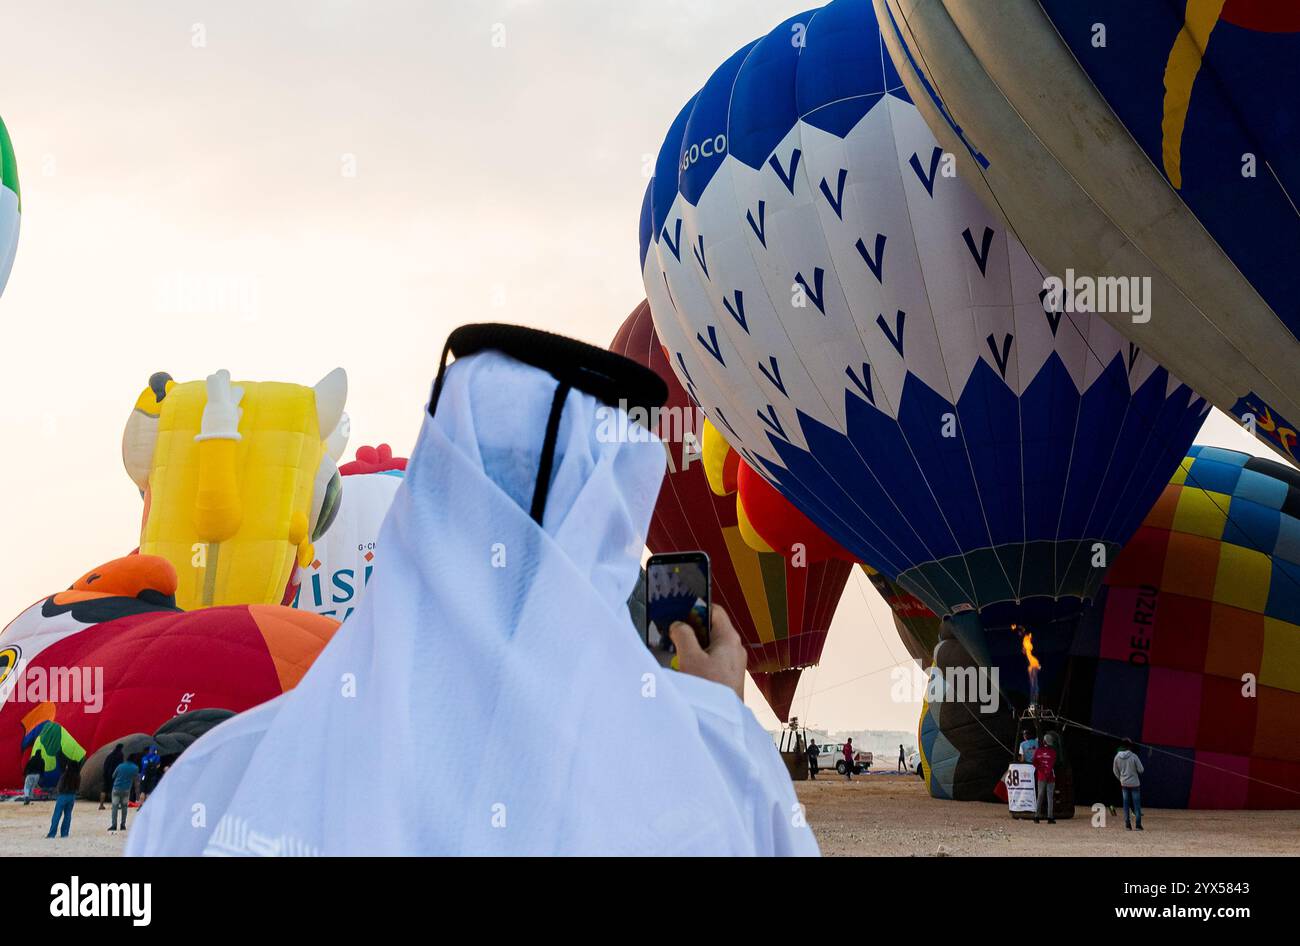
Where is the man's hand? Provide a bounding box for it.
[669,605,746,701]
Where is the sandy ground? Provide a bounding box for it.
[0,798,133,856]
[4,774,1299,856]
[799,772,1300,856]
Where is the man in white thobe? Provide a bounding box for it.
[125,324,818,856]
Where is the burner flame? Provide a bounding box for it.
[1018,626,1041,703]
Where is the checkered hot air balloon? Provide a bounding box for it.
[639,0,1209,749]
[1063,446,1300,809]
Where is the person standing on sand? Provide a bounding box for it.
[1032,733,1057,824]
[807,739,819,780]
[98,743,124,811]
[139,745,161,802]
[898,744,906,772]
[109,755,141,832]
[46,757,80,839]
[1113,739,1145,831]
[843,739,854,781]
[22,753,43,804]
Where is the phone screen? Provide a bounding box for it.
[645,552,710,659]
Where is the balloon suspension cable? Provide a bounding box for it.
[1051,712,1300,800]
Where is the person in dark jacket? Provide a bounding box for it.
[22,754,43,804]
[842,739,854,781]
[806,740,820,780]
[46,757,81,839]
[139,746,162,802]
[898,743,906,772]
[99,743,125,810]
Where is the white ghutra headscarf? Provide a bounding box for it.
[126,329,817,856]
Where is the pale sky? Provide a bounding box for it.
[0,0,1284,733]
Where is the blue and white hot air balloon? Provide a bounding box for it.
[639,0,1210,784]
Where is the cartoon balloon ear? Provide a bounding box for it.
[123,371,174,492]
[325,411,351,462]
[313,368,348,440]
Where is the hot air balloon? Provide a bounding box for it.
[1062,446,1300,809]
[640,0,1209,741]
[0,555,339,788]
[875,0,1300,462]
[122,368,348,610]
[0,115,17,298]
[290,444,407,621]
[611,301,852,721]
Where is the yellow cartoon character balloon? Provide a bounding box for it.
[122,368,347,609]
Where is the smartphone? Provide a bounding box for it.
[644,551,710,660]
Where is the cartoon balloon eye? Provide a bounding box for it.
[0,646,20,688]
[313,472,342,542]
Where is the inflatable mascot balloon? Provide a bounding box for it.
[0,555,339,788]
[121,369,348,610]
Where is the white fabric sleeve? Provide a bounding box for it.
[669,672,820,857]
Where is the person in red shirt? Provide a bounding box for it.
[842,739,854,782]
[1032,733,1058,824]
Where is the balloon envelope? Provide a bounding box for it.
[0,114,17,297]
[640,0,1208,714]
[611,301,851,721]
[0,556,339,787]
[123,372,347,610]
[1065,446,1300,809]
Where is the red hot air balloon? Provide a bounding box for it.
[611,301,852,721]
[0,555,339,787]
